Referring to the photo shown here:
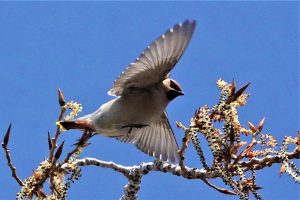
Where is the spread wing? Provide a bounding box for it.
[108,19,196,96]
[116,112,179,163]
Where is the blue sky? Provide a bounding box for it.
[0,2,298,200]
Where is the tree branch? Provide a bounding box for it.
[74,157,131,178]
[75,148,299,199]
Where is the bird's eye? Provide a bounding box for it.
[170,81,175,88]
[170,80,181,91]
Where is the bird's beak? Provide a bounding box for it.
[177,90,184,96]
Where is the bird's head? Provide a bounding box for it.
[163,78,184,101]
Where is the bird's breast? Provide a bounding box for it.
[91,88,168,136]
[120,88,168,122]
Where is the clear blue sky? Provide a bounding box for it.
[0,2,298,200]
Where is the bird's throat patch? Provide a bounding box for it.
[167,90,181,101]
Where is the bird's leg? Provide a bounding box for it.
[121,124,149,135]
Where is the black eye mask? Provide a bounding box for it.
[170,81,181,91]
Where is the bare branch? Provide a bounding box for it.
[49,105,66,162]
[2,124,24,186]
[74,147,299,199]
[74,149,299,180]
[176,121,192,173]
[202,178,236,195]
[63,131,93,163]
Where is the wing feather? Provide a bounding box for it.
[108,19,196,96]
[116,112,179,163]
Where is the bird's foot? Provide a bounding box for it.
[122,124,149,135]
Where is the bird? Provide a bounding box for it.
[58,19,196,163]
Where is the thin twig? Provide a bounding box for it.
[49,107,66,162]
[202,178,236,195]
[63,131,93,163]
[177,122,191,173]
[2,124,24,186]
[2,145,24,186]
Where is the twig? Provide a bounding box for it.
[177,122,191,173]
[63,131,93,163]
[202,178,236,195]
[49,88,67,162]
[1,124,24,186]
[49,106,66,162]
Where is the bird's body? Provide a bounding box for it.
[82,85,168,137]
[59,19,196,163]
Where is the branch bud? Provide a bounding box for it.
[279,163,286,176]
[54,141,65,161]
[257,117,266,131]
[234,82,250,100]
[47,131,52,150]
[58,88,66,106]
[247,121,257,133]
[2,123,12,147]
[230,79,236,95]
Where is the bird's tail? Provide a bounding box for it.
[56,120,95,132]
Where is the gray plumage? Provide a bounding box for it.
[59,19,196,163]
